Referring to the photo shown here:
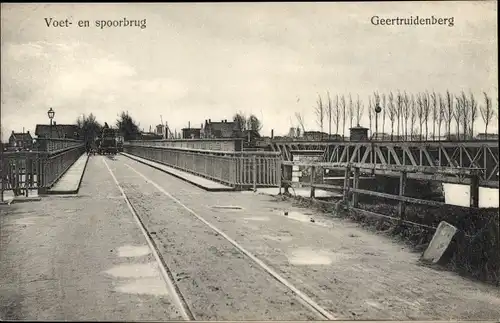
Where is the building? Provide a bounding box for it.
[8,131,33,150]
[201,119,240,139]
[476,133,498,140]
[182,127,201,139]
[139,132,163,140]
[302,131,329,141]
[349,126,369,141]
[242,129,261,147]
[35,124,80,140]
[155,124,165,137]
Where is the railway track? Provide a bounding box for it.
[102,157,337,321]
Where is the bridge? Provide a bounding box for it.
[1,138,499,320]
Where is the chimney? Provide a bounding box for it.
[188,121,190,129]
[271,129,274,139]
[12,130,14,134]
[23,127,25,133]
[209,119,211,123]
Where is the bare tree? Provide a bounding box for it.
[396,91,403,138]
[422,91,431,140]
[340,95,347,137]
[355,95,364,126]
[381,93,387,135]
[402,92,411,140]
[480,92,495,135]
[458,91,470,140]
[387,92,397,140]
[410,94,417,139]
[469,92,478,138]
[348,93,354,129]
[326,92,332,136]
[368,98,373,138]
[437,93,445,140]
[430,91,438,140]
[315,94,325,139]
[334,94,340,135]
[444,90,454,139]
[295,112,306,135]
[416,93,425,140]
[453,96,462,140]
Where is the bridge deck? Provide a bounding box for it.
[1,154,499,320]
[47,154,89,194]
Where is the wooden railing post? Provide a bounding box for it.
[470,174,479,208]
[343,165,351,204]
[310,165,316,198]
[352,167,359,207]
[252,155,257,192]
[398,171,407,221]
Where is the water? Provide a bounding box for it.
[116,278,169,296]
[287,248,348,265]
[117,245,151,258]
[244,216,270,222]
[104,263,160,278]
[104,262,169,295]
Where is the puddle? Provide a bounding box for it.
[117,245,151,258]
[211,205,243,210]
[244,216,270,222]
[262,234,293,242]
[115,277,169,296]
[13,217,40,225]
[287,248,348,265]
[277,210,329,227]
[104,263,160,278]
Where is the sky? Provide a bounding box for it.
[1,2,498,141]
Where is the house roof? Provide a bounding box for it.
[10,132,33,141]
[35,124,80,138]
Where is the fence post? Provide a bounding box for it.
[343,165,351,204]
[398,171,407,221]
[252,155,257,192]
[470,174,479,208]
[310,165,316,198]
[277,159,282,194]
[352,167,359,207]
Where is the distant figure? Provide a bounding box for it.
[85,141,91,155]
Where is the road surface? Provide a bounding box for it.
[1,154,499,321]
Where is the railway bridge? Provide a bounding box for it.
[1,137,499,321]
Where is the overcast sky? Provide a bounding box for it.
[1,2,497,140]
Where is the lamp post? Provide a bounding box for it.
[374,104,382,139]
[47,108,55,139]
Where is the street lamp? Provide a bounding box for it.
[47,108,55,139]
[374,104,382,139]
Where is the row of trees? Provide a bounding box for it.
[313,90,497,141]
[76,111,141,144]
[76,111,264,144]
[233,111,263,134]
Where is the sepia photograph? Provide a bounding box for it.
[0,2,499,321]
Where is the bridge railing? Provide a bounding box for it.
[1,139,85,199]
[123,142,281,189]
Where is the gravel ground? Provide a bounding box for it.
[111,154,500,321]
[0,156,183,321]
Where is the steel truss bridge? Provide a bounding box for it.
[266,140,499,188]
